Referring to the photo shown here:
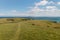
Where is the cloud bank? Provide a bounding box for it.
[28,0,60,17]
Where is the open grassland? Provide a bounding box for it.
[0,18,60,40]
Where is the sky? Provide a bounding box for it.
[0,0,60,17]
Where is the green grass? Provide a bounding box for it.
[0,18,60,40]
[19,21,60,40]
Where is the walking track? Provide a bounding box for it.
[10,22,21,40]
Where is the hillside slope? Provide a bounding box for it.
[0,19,60,40]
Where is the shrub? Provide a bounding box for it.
[6,19,15,23]
[21,18,32,21]
[50,21,57,23]
[32,24,35,25]
[54,27,60,29]
[7,19,14,21]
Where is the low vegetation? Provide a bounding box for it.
[0,18,60,40]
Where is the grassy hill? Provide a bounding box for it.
[0,18,60,40]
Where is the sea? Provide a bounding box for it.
[0,17,60,22]
[28,17,60,22]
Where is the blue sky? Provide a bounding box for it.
[0,0,60,17]
[0,0,38,11]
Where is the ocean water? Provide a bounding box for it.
[29,17,60,22]
[0,17,60,22]
[31,17,60,20]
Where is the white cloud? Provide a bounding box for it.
[31,7,40,13]
[35,0,55,7]
[48,1,55,5]
[0,10,30,17]
[0,13,6,16]
[46,6,57,11]
[27,0,60,17]
[28,10,60,17]
[57,2,60,5]
[31,0,57,12]
[0,9,60,17]
[35,0,48,7]
[30,5,58,13]
[46,6,56,9]
[11,10,17,13]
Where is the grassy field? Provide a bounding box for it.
[0,18,60,40]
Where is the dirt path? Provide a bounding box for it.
[10,22,21,40]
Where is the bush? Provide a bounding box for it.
[54,27,60,29]
[7,19,14,21]
[32,24,35,25]
[50,21,57,23]
[7,19,15,23]
[21,18,32,21]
